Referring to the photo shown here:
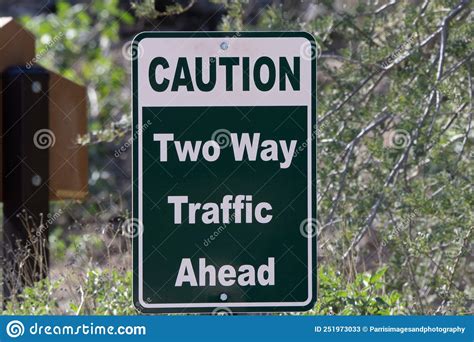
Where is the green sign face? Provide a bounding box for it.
[132,32,316,313]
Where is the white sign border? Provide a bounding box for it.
[133,32,316,311]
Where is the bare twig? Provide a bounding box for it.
[325,111,391,228]
[455,66,473,165]
[76,286,85,315]
[435,226,474,313]
[374,0,398,14]
[341,0,470,260]
[343,90,437,259]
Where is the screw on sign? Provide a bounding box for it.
[132,32,317,313]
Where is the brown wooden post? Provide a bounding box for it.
[0,17,88,204]
[2,66,50,299]
[0,17,88,301]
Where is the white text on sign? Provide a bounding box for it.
[153,133,297,169]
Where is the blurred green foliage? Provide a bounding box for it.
[2,269,134,315]
[312,267,405,315]
[13,0,473,315]
[69,269,135,315]
[22,0,133,140]
[2,279,61,315]
[3,265,400,315]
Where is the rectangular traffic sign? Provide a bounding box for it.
[132,32,317,314]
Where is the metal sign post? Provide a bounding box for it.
[132,32,317,313]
